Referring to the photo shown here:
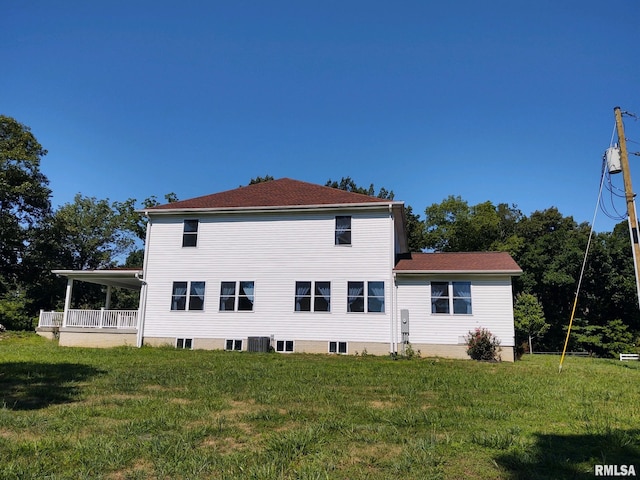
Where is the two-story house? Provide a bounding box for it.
[38,178,521,361]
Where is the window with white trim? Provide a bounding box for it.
[182,219,199,247]
[171,281,205,311]
[276,340,294,352]
[225,339,242,351]
[220,281,255,311]
[335,216,351,245]
[176,338,193,349]
[329,341,347,354]
[431,281,472,314]
[294,281,331,312]
[347,281,385,313]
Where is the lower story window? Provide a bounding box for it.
[295,281,331,312]
[431,281,472,315]
[176,338,193,349]
[220,281,255,311]
[329,341,347,354]
[225,339,242,351]
[276,340,294,352]
[171,281,205,311]
[347,281,385,312]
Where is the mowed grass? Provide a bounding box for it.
[1,333,639,480]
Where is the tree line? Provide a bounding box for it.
[1,116,638,356]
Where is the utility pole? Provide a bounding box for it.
[614,106,640,308]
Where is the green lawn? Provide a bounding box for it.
[1,333,638,479]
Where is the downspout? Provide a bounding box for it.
[136,215,152,347]
[389,205,396,355]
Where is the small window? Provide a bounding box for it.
[329,341,347,354]
[171,282,188,311]
[182,220,199,247]
[176,338,193,349]
[225,339,242,351]
[276,340,294,352]
[238,281,255,311]
[220,281,255,311]
[431,282,450,314]
[367,281,385,313]
[452,282,472,314]
[189,282,205,310]
[220,282,236,311]
[347,281,364,312]
[335,216,351,245]
[295,281,311,311]
[295,281,330,312]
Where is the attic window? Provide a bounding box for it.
[335,216,351,245]
[182,220,199,247]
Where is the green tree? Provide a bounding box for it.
[0,116,51,294]
[248,175,275,185]
[513,292,549,354]
[423,196,523,252]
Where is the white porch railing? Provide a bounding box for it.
[38,309,138,329]
[38,311,64,327]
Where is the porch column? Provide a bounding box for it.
[105,285,112,310]
[62,278,73,328]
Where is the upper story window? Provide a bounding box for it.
[347,281,385,313]
[335,216,351,245]
[171,281,205,311]
[431,281,472,315]
[294,281,331,312]
[182,220,199,247]
[220,281,255,311]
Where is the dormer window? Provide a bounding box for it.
[335,216,351,245]
[182,220,199,247]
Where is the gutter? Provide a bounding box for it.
[394,270,523,276]
[139,201,404,216]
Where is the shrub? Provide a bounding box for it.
[466,327,501,361]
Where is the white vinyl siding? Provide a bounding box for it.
[142,209,394,343]
[396,275,515,347]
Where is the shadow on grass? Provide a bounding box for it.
[0,362,104,410]
[496,429,640,479]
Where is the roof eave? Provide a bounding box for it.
[394,269,523,276]
[141,201,403,215]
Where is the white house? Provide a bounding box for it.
[37,178,522,361]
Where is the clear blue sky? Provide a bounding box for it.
[3,0,639,232]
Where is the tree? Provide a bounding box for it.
[325,177,394,199]
[423,196,523,252]
[0,116,51,294]
[248,175,275,185]
[513,292,549,354]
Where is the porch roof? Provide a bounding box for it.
[52,269,144,290]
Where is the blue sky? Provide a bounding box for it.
[3,1,640,232]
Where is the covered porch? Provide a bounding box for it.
[37,269,144,348]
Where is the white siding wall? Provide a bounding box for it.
[395,275,515,347]
[142,208,395,345]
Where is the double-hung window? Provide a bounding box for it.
[335,216,351,245]
[182,220,199,247]
[294,281,331,312]
[220,281,255,311]
[431,281,472,314]
[171,281,205,311]
[347,281,385,313]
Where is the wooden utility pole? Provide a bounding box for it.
[614,106,640,308]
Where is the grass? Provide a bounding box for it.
[1,332,639,479]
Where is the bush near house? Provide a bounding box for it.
[466,327,501,361]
